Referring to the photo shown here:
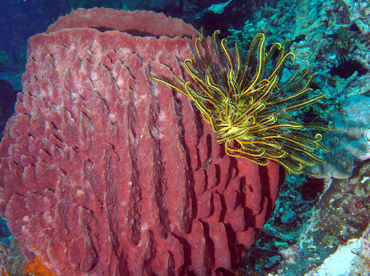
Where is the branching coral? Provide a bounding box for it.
[151,30,328,175]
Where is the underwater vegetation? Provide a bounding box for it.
[151,30,328,175]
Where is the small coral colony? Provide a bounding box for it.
[151,30,328,176]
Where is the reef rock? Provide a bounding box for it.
[310,94,370,179]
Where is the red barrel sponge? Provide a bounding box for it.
[0,8,284,275]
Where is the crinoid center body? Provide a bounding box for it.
[151,30,328,176]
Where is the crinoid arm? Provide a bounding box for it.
[150,30,328,176]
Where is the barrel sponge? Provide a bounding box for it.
[0,8,284,275]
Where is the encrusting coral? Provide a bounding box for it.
[24,256,58,276]
[151,30,328,176]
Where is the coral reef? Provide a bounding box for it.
[2,237,26,276]
[228,0,370,180]
[223,1,370,273]
[309,95,370,179]
[276,161,370,275]
[351,223,370,274]
[0,0,369,274]
[342,0,370,35]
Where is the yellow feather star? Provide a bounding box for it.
[150,30,328,176]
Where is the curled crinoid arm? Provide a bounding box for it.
[150,30,328,176]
